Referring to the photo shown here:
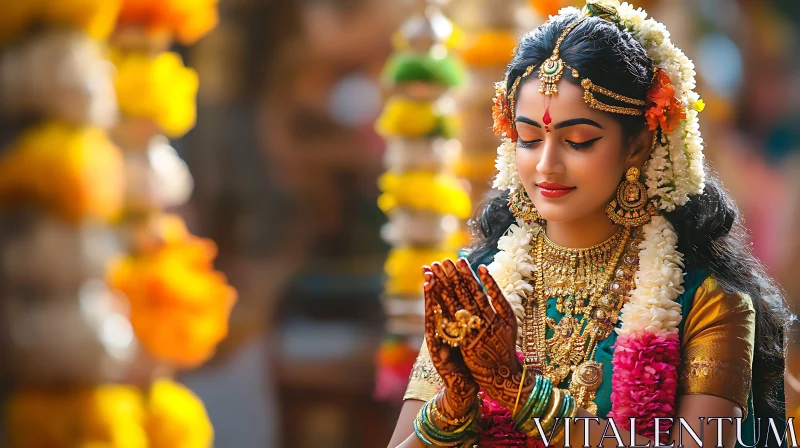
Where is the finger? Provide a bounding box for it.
[478,265,517,326]
[423,281,443,345]
[430,262,460,317]
[443,259,487,319]
[456,258,497,319]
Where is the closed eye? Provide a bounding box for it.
[517,138,543,149]
[566,136,603,150]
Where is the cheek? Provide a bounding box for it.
[515,147,538,178]
[571,151,625,199]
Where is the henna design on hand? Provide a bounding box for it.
[422,267,478,424]
[430,259,533,410]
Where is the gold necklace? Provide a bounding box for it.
[521,226,641,415]
[541,227,626,304]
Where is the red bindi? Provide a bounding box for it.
[543,97,552,133]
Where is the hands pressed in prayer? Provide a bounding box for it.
[425,258,535,411]
[421,265,479,424]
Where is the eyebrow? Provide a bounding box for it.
[515,116,604,130]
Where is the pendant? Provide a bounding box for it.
[569,360,603,415]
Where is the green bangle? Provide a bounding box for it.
[513,375,542,425]
[518,380,553,434]
[414,403,467,447]
[531,379,553,418]
[420,398,477,442]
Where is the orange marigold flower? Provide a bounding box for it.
[492,90,517,140]
[645,68,686,133]
[107,215,236,369]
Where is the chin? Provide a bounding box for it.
[536,207,578,224]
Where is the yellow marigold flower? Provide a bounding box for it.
[118,0,219,45]
[384,247,459,295]
[113,50,199,138]
[691,98,705,112]
[378,171,471,219]
[108,215,237,368]
[0,0,121,42]
[146,379,213,448]
[5,385,147,448]
[0,121,125,223]
[376,98,439,138]
[40,0,122,40]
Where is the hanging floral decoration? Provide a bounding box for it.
[117,0,219,45]
[112,50,199,138]
[107,214,237,369]
[0,121,125,223]
[5,379,212,448]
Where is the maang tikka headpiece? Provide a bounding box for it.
[506,14,648,128]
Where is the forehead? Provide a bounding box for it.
[514,78,605,121]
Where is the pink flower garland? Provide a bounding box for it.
[608,332,681,439]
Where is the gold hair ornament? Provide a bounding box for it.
[506,13,648,121]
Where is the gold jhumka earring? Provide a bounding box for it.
[605,166,656,227]
[508,188,542,223]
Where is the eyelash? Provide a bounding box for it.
[567,136,603,150]
[518,136,603,150]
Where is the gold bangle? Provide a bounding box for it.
[512,363,528,416]
[526,387,555,438]
[431,397,471,426]
[540,388,565,433]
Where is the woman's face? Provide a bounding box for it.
[513,78,641,224]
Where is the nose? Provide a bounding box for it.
[536,139,566,176]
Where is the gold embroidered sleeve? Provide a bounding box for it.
[403,339,443,402]
[679,275,755,418]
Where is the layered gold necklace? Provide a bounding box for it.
[520,226,642,415]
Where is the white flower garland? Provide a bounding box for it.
[617,215,684,336]
[486,218,539,328]
[486,215,685,337]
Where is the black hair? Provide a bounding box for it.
[468,13,792,429]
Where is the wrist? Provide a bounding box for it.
[434,389,478,430]
[501,367,536,410]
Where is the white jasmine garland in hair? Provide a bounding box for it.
[492,137,522,192]
[551,2,706,211]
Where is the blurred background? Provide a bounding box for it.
[0,0,798,447]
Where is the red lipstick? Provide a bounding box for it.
[536,182,575,199]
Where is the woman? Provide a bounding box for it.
[387,1,792,447]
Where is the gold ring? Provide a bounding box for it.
[433,307,481,347]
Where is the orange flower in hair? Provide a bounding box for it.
[645,68,686,133]
[492,85,518,140]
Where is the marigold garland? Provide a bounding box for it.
[107,214,236,368]
[0,121,125,223]
[5,385,148,448]
[117,0,219,45]
[378,171,471,219]
[460,31,518,67]
[146,379,214,448]
[384,247,458,295]
[5,380,212,448]
[0,0,121,42]
[112,50,199,138]
[376,98,443,138]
